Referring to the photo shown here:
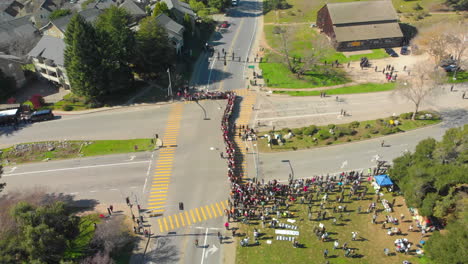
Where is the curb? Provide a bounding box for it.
[53,101,176,116]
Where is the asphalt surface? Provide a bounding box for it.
[0,105,171,148]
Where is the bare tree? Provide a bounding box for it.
[91,215,133,254]
[413,22,468,68]
[394,62,445,120]
[275,26,296,74]
[445,22,468,80]
[80,250,114,264]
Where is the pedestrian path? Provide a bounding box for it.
[233,89,256,182]
[156,200,229,233]
[146,103,184,213]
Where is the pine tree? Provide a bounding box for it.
[64,15,106,103]
[95,6,135,92]
[134,17,175,79]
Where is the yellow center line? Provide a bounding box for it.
[158,219,163,232]
[174,214,180,228]
[216,202,223,216]
[180,212,186,226]
[190,210,197,223]
[200,207,208,220]
[185,211,191,225]
[163,217,169,232]
[195,208,202,222]
[168,215,174,230]
[205,205,213,218]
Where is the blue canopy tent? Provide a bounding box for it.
[374,174,393,186]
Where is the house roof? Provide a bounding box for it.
[50,8,103,33]
[28,35,65,65]
[0,11,14,23]
[327,1,398,25]
[0,15,37,44]
[0,52,22,62]
[89,0,117,10]
[120,0,146,16]
[162,0,195,17]
[333,22,403,42]
[155,13,184,42]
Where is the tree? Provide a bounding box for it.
[5,201,80,264]
[412,22,468,68]
[64,14,106,102]
[0,68,16,101]
[445,0,468,10]
[95,6,135,92]
[425,220,468,264]
[189,0,206,13]
[0,165,5,194]
[394,62,445,120]
[208,0,224,10]
[134,17,175,79]
[49,9,72,20]
[152,1,170,17]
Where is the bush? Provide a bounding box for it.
[400,112,413,120]
[62,104,73,111]
[281,128,290,134]
[303,125,317,136]
[30,94,45,109]
[370,128,379,134]
[327,124,336,129]
[23,100,35,110]
[381,127,401,135]
[349,121,360,129]
[326,141,333,145]
[364,134,371,138]
[413,3,423,10]
[364,123,372,129]
[292,128,303,136]
[317,129,331,140]
[336,126,355,137]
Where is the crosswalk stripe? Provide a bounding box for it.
[156,162,173,165]
[151,185,169,187]
[153,177,170,180]
[195,208,202,222]
[152,181,170,183]
[185,211,191,225]
[158,219,163,232]
[200,207,207,220]
[150,190,168,194]
[148,198,167,201]
[163,217,169,232]
[190,210,197,223]
[148,202,165,205]
[169,215,174,230]
[174,214,180,228]
[147,206,165,211]
[180,212,186,226]
[149,194,167,197]
[216,202,223,216]
[211,204,218,217]
[205,206,212,219]
[221,200,227,210]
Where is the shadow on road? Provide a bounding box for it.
[145,236,180,263]
[438,108,468,128]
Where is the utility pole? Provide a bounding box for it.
[167,68,173,101]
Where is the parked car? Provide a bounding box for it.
[30,109,54,122]
[385,48,398,57]
[443,65,460,72]
[400,46,409,55]
[232,0,238,6]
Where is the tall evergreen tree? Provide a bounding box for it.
[95,6,134,91]
[64,15,106,102]
[134,17,175,79]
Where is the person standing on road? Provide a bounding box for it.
[225,221,230,230]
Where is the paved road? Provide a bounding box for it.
[0,104,171,148]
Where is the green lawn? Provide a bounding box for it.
[447,71,468,84]
[1,139,155,165]
[65,214,100,260]
[392,0,445,13]
[236,182,424,264]
[257,113,440,152]
[273,83,396,95]
[261,61,350,88]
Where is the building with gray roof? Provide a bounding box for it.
[317,1,403,51]
[0,15,40,56]
[120,0,146,22]
[162,0,196,24]
[41,8,103,39]
[155,13,184,53]
[28,35,70,88]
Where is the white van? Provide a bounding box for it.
[232,0,237,6]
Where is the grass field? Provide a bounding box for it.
[235,182,425,264]
[65,214,100,260]
[257,115,440,152]
[1,139,155,164]
[261,60,350,88]
[273,83,396,95]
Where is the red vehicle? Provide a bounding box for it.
[221,21,229,28]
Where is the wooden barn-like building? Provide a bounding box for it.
[317,1,403,51]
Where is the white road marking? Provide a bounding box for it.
[143,154,154,194]
[200,228,209,264]
[6,167,17,173]
[242,0,259,79]
[3,160,150,177]
[90,190,97,193]
[69,192,79,195]
[340,160,348,169]
[205,244,218,258]
[257,112,341,121]
[127,155,136,161]
[206,56,217,90]
[110,188,118,191]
